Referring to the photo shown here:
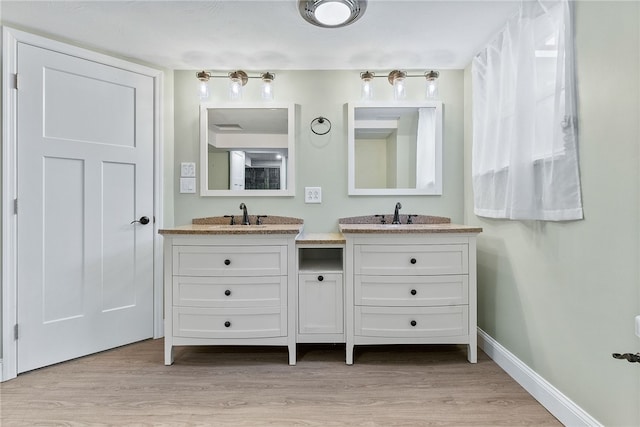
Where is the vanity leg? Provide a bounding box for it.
[288,344,297,366]
[467,343,477,364]
[164,343,174,366]
[346,343,354,365]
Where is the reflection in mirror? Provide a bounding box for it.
[200,103,296,196]
[347,102,442,196]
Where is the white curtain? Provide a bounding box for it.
[471,0,583,221]
[416,107,436,189]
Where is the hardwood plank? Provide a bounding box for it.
[1,339,561,426]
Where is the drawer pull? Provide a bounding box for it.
[410,289,417,296]
[224,321,231,328]
[410,258,417,264]
[224,259,231,266]
[318,275,324,282]
[224,289,231,296]
[410,320,417,327]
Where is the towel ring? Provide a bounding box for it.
[310,116,331,135]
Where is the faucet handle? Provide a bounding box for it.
[374,214,387,224]
[256,215,268,225]
[406,214,416,224]
[223,215,235,225]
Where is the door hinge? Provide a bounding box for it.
[14,198,18,215]
[14,324,18,340]
[12,73,18,90]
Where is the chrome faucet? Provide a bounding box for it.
[239,203,250,225]
[392,202,402,224]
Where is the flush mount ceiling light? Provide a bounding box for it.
[299,0,367,28]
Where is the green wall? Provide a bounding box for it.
[172,69,465,231]
[463,2,640,425]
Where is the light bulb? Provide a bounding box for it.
[393,77,406,100]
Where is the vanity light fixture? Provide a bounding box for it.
[358,69,441,100]
[299,0,367,28]
[388,70,407,100]
[260,72,275,101]
[425,70,440,99]
[360,71,374,101]
[228,70,248,101]
[196,70,277,101]
[197,71,210,100]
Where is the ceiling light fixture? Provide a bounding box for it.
[299,0,367,28]
[196,70,276,101]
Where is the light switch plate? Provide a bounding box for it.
[305,187,322,203]
[180,177,196,193]
[635,315,640,338]
[181,162,196,177]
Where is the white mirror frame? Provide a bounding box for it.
[347,101,443,196]
[199,102,297,197]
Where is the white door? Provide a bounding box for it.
[16,42,155,373]
[230,150,246,190]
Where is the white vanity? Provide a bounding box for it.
[159,222,303,366]
[160,218,481,366]
[339,222,482,365]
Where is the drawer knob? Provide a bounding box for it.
[224,321,231,328]
[224,289,231,296]
[224,259,231,266]
[410,320,417,327]
[410,289,417,296]
[318,275,324,282]
[410,258,417,264]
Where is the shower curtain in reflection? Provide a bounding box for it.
[471,0,583,221]
[416,107,436,189]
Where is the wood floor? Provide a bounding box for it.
[1,339,561,426]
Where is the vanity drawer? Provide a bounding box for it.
[355,275,468,307]
[173,276,285,308]
[354,244,468,276]
[173,245,286,277]
[355,306,468,338]
[173,307,285,339]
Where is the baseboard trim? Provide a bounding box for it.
[477,328,602,427]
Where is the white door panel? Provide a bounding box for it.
[16,42,154,373]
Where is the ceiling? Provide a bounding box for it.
[1,0,520,71]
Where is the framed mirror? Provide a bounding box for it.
[347,101,443,196]
[200,102,297,196]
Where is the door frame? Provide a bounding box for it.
[1,27,165,381]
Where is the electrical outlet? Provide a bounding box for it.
[304,186,322,204]
[181,162,196,177]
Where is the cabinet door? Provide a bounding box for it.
[298,273,343,334]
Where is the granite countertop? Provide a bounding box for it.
[338,223,483,234]
[159,223,304,235]
[296,232,346,244]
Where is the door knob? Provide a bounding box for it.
[130,216,150,225]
